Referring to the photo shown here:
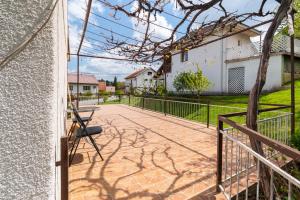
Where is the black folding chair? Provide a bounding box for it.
[69,106,104,166]
[67,109,94,141]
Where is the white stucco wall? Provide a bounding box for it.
[0,1,68,200]
[226,55,283,92]
[136,69,156,89]
[166,36,223,93]
[225,34,258,60]
[166,32,269,94]
[70,84,98,94]
[125,68,156,92]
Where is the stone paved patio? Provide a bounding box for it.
[69,104,222,200]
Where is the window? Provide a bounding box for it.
[144,79,148,81]
[93,86,96,89]
[147,71,152,76]
[69,85,73,91]
[181,50,188,62]
[83,85,91,91]
[238,40,241,46]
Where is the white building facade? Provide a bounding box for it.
[163,24,298,94]
[68,73,99,94]
[0,1,68,199]
[125,68,156,93]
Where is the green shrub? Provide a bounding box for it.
[83,91,93,96]
[115,90,124,95]
[173,65,211,96]
[99,90,109,96]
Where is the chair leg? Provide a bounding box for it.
[88,135,104,161]
[69,137,81,166]
[67,122,76,139]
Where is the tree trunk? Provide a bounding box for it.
[246,0,292,198]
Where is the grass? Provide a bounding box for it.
[199,81,300,131]
[187,80,300,149]
[126,80,300,149]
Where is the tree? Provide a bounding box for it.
[113,76,118,88]
[280,0,300,38]
[116,81,125,90]
[156,84,166,96]
[246,0,292,198]
[87,0,293,198]
[173,68,210,96]
[97,0,274,63]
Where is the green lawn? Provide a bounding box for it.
[126,81,300,148]
[198,80,300,148]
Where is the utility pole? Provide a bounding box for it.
[76,56,80,108]
[290,9,295,137]
[76,0,93,108]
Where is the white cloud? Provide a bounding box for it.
[130,2,174,41]
[69,51,159,81]
[68,0,104,21]
[68,0,104,52]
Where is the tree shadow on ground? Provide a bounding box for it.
[69,114,217,200]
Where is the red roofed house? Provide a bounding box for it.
[68,73,99,94]
[98,80,106,92]
[125,68,156,93]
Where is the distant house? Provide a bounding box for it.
[68,73,98,94]
[159,21,300,94]
[98,80,106,91]
[125,68,156,93]
[106,86,115,93]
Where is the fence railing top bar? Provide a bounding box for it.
[257,112,292,122]
[133,96,248,109]
[219,104,291,118]
[209,104,246,110]
[222,113,291,132]
[164,99,208,106]
[131,95,289,108]
[218,115,300,160]
[222,131,300,188]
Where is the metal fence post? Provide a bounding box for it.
[216,119,223,192]
[119,94,121,103]
[142,97,145,109]
[164,98,167,116]
[97,93,100,105]
[60,136,69,200]
[128,95,130,105]
[207,101,210,128]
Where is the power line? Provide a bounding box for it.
[90,9,186,36]
[83,19,142,42]
[97,0,264,30]
[82,41,134,57]
[77,0,93,55]
[86,28,141,43]
[69,53,153,63]
[97,0,185,35]
[85,34,145,51]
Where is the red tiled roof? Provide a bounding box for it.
[124,68,146,79]
[68,73,98,84]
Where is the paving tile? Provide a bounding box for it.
[69,104,221,200]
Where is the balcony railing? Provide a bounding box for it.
[226,35,299,60]
[217,105,300,199]
[127,96,289,128]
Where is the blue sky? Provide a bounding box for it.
[68,0,279,81]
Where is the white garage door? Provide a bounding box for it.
[228,67,245,94]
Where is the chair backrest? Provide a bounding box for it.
[71,103,87,130]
